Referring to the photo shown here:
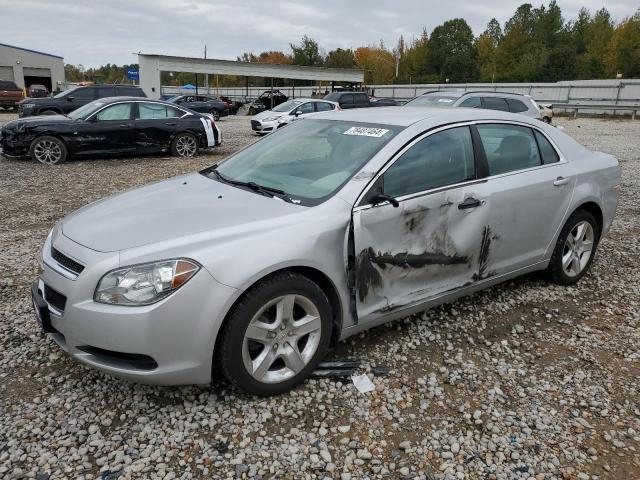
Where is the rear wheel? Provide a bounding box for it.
[40,109,59,115]
[216,272,332,396]
[171,132,198,157]
[547,210,599,285]
[29,136,67,165]
[210,109,220,121]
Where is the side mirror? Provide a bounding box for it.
[371,193,399,208]
[293,110,301,117]
[67,96,74,102]
[87,115,98,123]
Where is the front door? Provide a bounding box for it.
[353,125,491,320]
[74,102,135,155]
[474,123,576,274]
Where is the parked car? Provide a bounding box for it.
[323,91,371,109]
[248,90,288,115]
[167,95,229,120]
[537,102,554,123]
[1,97,220,164]
[0,80,24,110]
[17,84,146,117]
[251,98,339,134]
[220,96,243,115]
[370,97,401,106]
[28,84,50,98]
[405,91,542,120]
[31,108,619,395]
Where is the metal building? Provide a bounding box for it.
[0,43,65,92]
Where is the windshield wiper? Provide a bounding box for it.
[209,167,294,203]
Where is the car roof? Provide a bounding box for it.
[312,106,541,127]
[94,97,174,105]
[421,90,528,99]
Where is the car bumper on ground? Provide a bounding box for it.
[33,232,238,385]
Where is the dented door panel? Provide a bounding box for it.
[354,182,491,321]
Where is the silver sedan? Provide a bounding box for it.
[33,107,620,395]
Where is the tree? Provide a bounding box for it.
[606,10,640,77]
[476,18,502,81]
[398,30,429,83]
[426,18,477,82]
[324,48,356,68]
[354,46,396,84]
[290,36,323,66]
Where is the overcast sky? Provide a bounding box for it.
[1,0,638,67]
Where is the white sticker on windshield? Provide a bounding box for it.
[438,98,454,103]
[343,127,389,137]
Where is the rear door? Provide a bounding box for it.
[474,122,575,274]
[354,125,491,320]
[134,102,186,152]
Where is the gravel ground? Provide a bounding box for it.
[0,113,638,480]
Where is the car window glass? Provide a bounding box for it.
[166,106,184,118]
[343,94,354,104]
[138,102,168,119]
[315,102,333,112]
[506,98,529,113]
[96,103,132,121]
[535,130,560,164]
[298,102,314,114]
[355,93,369,104]
[459,97,482,108]
[477,124,542,175]
[483,97,509,111]
[71,88,96,100]
[383,126,476,198]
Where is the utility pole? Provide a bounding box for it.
[204,45,208,95]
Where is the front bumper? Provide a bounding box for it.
[251,119,280,133]
[0,130,30,158]
[34,232,238,385]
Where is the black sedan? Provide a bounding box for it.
[0,97,221,165]
[166,95,229,120]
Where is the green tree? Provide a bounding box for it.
[426,19,477,82]
[324,48,356,68]
[607,10,640,77]
[397,30,429,83]
[290,36,323,66]
[476,18,502,82]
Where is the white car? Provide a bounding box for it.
[251,98,339,134]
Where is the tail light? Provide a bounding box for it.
[210,119,216,130]
[335,105,342,111]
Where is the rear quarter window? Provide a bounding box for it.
[483,97,509,112]
[534,130,560,164]
[120,87,145,97]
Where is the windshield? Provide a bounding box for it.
[53,87,78,99]
[68,100,108,119]
[272,100,302,113]
[212,119,401,205]
[404,94,460,108]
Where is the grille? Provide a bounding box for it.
[51,247,84,275]
[44,285,67,312]
[250,120,260,130]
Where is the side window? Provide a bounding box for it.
[342,94,354,105]
[355,93,369,105]
[71,88,96,101]
[96,103,132,121]
[298,102,314,114]
[166,106,184,118]
[315,102,334,112]
[138,102,168,119]
[506,98,528,113]
[97,87,116,98]
[534,130,560,164]
[483,97,509,112]
[383,126,476,198]
[476,124,542,175]
[459,97,482,108]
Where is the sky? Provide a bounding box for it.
[1,0,637,67]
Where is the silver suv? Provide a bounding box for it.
[405,91,541,120]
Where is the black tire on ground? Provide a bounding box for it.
[29,135,68,165]
[546,209,599,285]
[543,116,551,124]
[216,272,333,396]
[170,132,199,157]
[210,110,220,121]
[40,109,59,115]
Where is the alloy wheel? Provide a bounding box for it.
[242,294,322,384]
[175,135,197,157]
[33,140,62,164]
[562,220,594,277]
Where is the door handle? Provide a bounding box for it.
[165,122,177,126]
[119,123,132,128]
[458,197,482,210]
[553,176,571,186]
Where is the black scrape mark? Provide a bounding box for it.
[356,247,469,302]
[473,226,496,281]
[403,205,429,232]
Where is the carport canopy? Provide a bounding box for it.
[138,53,364,99]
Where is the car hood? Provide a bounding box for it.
[60,172,304,253]
[2,114,72,130]
[253,110,285,121]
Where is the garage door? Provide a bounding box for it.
[23,67,51,77]
[0,66,14,82]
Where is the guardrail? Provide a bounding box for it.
[551,103,639,119]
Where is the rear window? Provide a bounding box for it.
[0,80,19,90]
[323,93,340,102]
[506,98,529,113]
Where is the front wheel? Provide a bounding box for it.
[216,272,333,396]
[547,210,599,285]
[171,132,198,157]
[29,136,67,165]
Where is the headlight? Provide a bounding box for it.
[94,259,200,306]
[262,116,281,122]
[22,103,35,109]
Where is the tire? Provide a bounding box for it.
[547,210,599,285]
[171,132,198,157]
[216,272,333,396]
[40,109,59,116]
[543,116,551,124]
[210,110,220,121]
[29,136,67,165]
